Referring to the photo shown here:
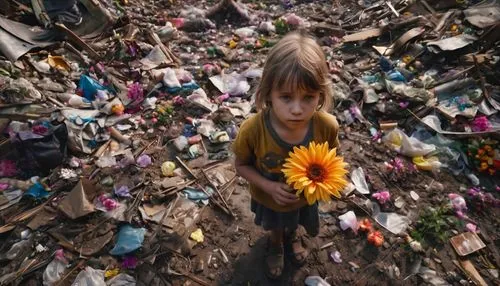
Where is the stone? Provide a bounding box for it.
[208,274,216,281]
[394,196,405,209]
[410,191,419,201]
[336,201,347,210]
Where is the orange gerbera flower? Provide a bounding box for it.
[282,141,349,205]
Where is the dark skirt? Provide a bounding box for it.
[251,199,320,237]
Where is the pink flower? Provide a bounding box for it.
[32,125,49,135]
[470,116,491,132]
[99,194,118,211]
[127,82,144,102]
[465,223,477,233]
[372,191,391,204]
[0,160,17,177]
[449,193,467,212]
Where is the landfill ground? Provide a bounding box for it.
[1,0,500,285]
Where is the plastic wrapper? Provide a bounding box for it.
[384,128,436,157]
[412,156,442,171]
[109,225,146,256]
[43,259,67,286]
[304,276,331,286]
[234,27,255,38]
[96,156,117,168]
[162,68,181,88]
[78,75,108,101]
[338,211,358,233]
[351,167,370,194]
[71,267,106,286]
[106,273,136,286]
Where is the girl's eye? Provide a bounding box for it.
[280,95,291,101]
[304,95,315,101]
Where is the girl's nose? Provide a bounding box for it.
[290,101,302,115]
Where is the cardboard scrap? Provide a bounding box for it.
[373,27,425,56]
[450,232,486,256]
[58,179,97,219]
[343,28,382,42]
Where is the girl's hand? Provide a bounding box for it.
[266,182,299,206]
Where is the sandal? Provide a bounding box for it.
[285,230,309,265]
[265,238,284,279]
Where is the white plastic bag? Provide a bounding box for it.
[338,211,359,232]
[305,276,331,286]
[383,128,436,157]
[72,267,105,286]
[351,167,370,194]
[106,273,136,286]
[43,259,67,286]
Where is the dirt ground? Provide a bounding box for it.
[162,130,499,285]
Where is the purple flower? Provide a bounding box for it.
[127,82,144,102]
[114,185,131,198]
[136,154,152,168]
[399,101,409,109]
[122,255,138,269]
[372,191,391,204]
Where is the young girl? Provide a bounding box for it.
[233,31,340,279]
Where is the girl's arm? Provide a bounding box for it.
[235,157,300,206]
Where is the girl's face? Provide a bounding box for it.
[269,87,321,130]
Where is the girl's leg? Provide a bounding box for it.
[266,229,284,279]
[285,228,309,265]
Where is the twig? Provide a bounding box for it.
[54,23,101,60]
[152,193,180,240]
[176,156,198,179]
[198,184,231,216]
[200,170,234,217]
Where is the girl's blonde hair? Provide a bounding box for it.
[255,31,333,111]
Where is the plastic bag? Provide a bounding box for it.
[110,225,146,256]
[72,267,105,286]
[351,167,370,194]
[106,273,136,286]
[305,276,331,286]
[412,156,442,171]
[79,75,108,101]
[43,259,67,286]
[14,123,68,175]
[234,27,255,38]
[338,211,358,233]
[383,128,436,157]
[162,68,181,88]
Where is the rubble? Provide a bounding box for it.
[0,0,499,285]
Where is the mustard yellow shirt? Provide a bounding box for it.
[232,110,340,212]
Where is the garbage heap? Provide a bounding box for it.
[0,0,499,285]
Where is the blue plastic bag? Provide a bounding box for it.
[110,225,146,256]
[78,75,107,101]
[24,182,50,199]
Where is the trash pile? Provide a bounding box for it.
[0,0,499,285]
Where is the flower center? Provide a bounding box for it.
[307,164,325,181]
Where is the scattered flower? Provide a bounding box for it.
[136,154,152,168]
[372,191,391,205]
[367,231,384,247]
[122,255,138,269]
